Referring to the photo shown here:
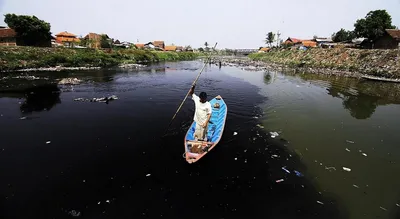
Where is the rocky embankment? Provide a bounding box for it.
[215,48,400,81]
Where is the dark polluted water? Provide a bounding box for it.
[0,60,399,219]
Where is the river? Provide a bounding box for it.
[0,60,399,219]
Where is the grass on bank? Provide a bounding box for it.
[0,46,199,72]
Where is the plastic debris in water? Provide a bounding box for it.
[325,166,336,171]
[380,207,387,211]
[46,141,51,144]
[317,201,324,205]
[256,124,264,129]
[346,140,355,144]
[362,153,367,157]
[146,174,151,177]
[345,148,351,152]
[270,132,279,138]
[98,202,101,204]
[271,155,278,158]
[106,200,110,203]
[276,179,284,183]
[20,117,26,120]
[282,167,290,174]
[396,203,400,207]
[353,184,359,188]
[68,210,81,217]
[234,158,237,160]
[233,132,238,136]
[343,167,351,172]
[294,170,304,177]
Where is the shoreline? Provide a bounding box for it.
[215,56,400,83]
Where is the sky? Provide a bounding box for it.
[0,0,399,49]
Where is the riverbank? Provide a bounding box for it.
[245,48,400,80]
[0,46,199,72]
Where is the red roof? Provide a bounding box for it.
[386,29,400,40]
[286,38,302,43]
[55,31,77,37]
[0,28,16,38]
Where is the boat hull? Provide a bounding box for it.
[184,95,227,163]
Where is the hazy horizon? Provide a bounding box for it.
[0,0,399,49]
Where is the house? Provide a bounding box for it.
[283,37,302,45]
[301,40,317,47]
[82,33,111,48]
[144,42,155,49]
[313,37,333,46]
[258,47,270,53]
[135,43,145,49]
[0,28,17,46]
[55,31,80,48]
[165,46,177,51]
[374,29,400,49]
[153,41,165,50]
[176,46,183,52]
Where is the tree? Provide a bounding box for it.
[265,32,275,47]
[100,34,111,48]
[354,9,396,41]
[198,47,204,52]
[332,28,355,42]
[4,13,52,47]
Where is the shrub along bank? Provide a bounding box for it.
[0,46,199,72]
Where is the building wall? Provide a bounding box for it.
[0,37,17,46]
[374,34,398,49]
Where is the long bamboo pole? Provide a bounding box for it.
[162,42,218,136]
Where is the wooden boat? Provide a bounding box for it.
[184,95,227,163]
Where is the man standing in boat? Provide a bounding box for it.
[189,84,212,141]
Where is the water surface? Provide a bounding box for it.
[1,61,399,218]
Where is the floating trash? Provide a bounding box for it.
[233,132,238,136]
[343,167,351,172]
[282,167,290,174]
[256,124,264,129]
[380,206,387,211]
[146,174,151,177]
[362,153,367,157]
[276,179,284,183]
[106,200,110,203]
[294,170,304,177]
[353,184,359,188]
[345,148,351,152]
[346,140,355,144]
[396,203,400,207]
[98,202,101,205]
[325,166,336,171]
[20,117,26,120]
[271,155,278,158]
[317,201,324,205]
[46,141,51,144]
[68,210,81,217]
[270,132,279,138]
[234,158,237,160]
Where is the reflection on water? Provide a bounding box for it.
[278,72,400,120]
[20,84,61,114]
[257,70,400,219]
